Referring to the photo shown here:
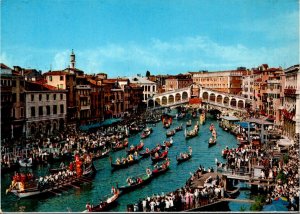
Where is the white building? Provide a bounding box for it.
[25,82,67,137]
[128,75,157,102]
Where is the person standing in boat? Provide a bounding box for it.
[146,168,152,177]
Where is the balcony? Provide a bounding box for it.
[76,85,91,89]
[80,105,90,110]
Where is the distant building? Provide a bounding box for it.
[282,64,300,138]
[165,74,192,91]
[190,68,246,94]
[128,75,157,102]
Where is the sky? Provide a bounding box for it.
[1,0,299,77]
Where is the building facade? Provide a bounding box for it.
[129,75,157,102]
[24,82,67,138]
[190,68,246,94]
[282,64,300,138]
[165,74,193,91]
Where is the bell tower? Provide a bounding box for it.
[70,49,76,69]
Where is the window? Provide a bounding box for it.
[31,94,34,101]
[53,94,56,100]
[31,107,35,117]
[20,107,24,117]
[49,76,52,81]
[60,94,63,100]
[39,94,42,101]
[60,75,64,81]
[39,106,43,116]
[46,94,49,100]
[60,104,64,114]
[46,106,50,115]
[53,105,57,114]
[60,84,63,89]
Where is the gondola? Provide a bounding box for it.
[150,150,168,163]
[176,147,192,163]
[166,130,175,137]
[139,149,151,158]
[186,120,192,127]
[126,142,144,154]
[7,161,96,198]
[141,130,151,139]
[184,128,198,139]
[151,160,170,177]
[117,174,152,194]
[161,140,173,149]
[110,156,140,170]
[208,137,217,147]
[112,143,125,151]
[175,125,183,132]
[225,187,240,198]
[84,190,120,212]
[91,149,110,161]
[176,153,192,163]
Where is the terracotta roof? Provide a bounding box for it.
[25,81,59,91]
[0,63,12,70]
[43,71,70,76]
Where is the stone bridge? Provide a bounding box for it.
[147,85,251,112]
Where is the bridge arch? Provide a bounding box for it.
[203,92,209,101]
[182,91,188,100]
[168,95,174,104]
[230,98,237,108]
[223,97,229,106]
[162,96,167,105]
[238,100,244,109]
[175,93,181,102]
[209,93,216,102]
[155,98,161,106]
[216,95,223,104]
[148,99,154,108]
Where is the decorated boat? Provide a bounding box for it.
[141,130,151,139]
[139,148,151,158]
[161,138,173,149]
[6,160,96,198]
[184,126,199,139]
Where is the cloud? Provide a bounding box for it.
[47,35,297,76]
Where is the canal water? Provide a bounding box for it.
[1,113,246,212]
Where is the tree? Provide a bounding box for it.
[146,70,151,78]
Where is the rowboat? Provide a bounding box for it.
[184,128,198,139]
[117,174,152,194]
[84,190,120,212]
[139,149,151,158]
[112,141,128,151]
[161,139,173,149]
[225,187,240,198]
[141,130,151,139]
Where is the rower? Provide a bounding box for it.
[116,158,121,165]
[145,148,149,153]
[146,168,152,176]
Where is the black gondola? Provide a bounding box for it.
[117,174,152,194]
[151,160,170,177]
[85,190,120,212]
[176,153,192,163]
[110,157,140,170]
[150,150,168,163]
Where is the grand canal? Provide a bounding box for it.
[1,113,247,212]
